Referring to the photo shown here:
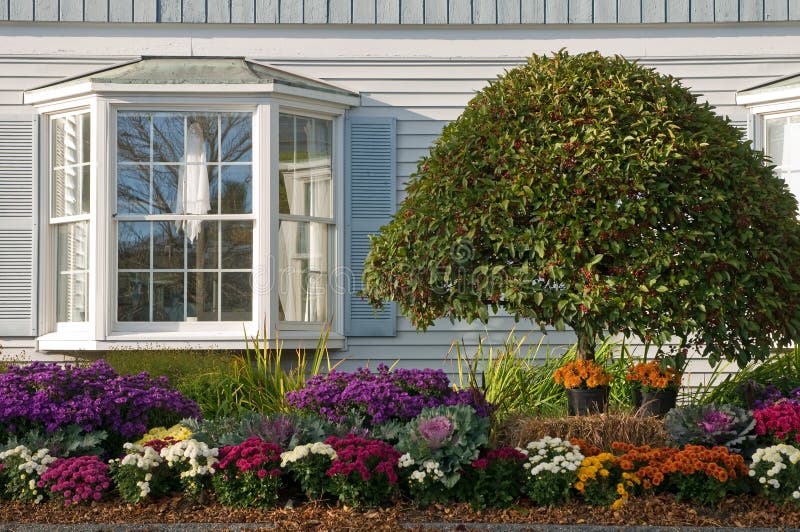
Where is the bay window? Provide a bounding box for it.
[25,57,359,348]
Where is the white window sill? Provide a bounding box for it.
[36,331,345,352]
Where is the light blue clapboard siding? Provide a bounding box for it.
[5,0,800,23]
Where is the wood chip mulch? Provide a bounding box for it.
[1,494,800,530]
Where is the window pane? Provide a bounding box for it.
[117,165,149,214]
[52,114,92,219]
[117,114,150,163]
[279,114,332,217]
[118,272,150,321]
[153,114,184,163]
[222,272,252,321]
[220,165,252,214]
[53,114,89,169]
[57,273,88,323]
[152,165,179,214]
[188,272,218,321]
[118,221,150,269]
[53,166,90,217]
[56,221,89,322]
[153,272,184,321]
[221,113,252,162]
[766,118,800,205]
[187,221,218,270]
[278,220,328,322]
[221,221,253,269]
[153,221,184,269]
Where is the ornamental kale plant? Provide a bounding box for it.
[325,434,401,508]
[665,404,756,455]
[0,361,201,452]
[394,405,490,489]
[286,364,490,427]
[212,437,283,508]
[455,447,527,509]
[754,401,800,445]
[38,455,111,506]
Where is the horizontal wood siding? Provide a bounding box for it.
[5,0,800,23]
[0,26,799,384]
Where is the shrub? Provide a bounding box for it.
[749,444,800,506]
[0,445,56,503]
[456,447,527,509]
[0,361,200,452]
[665,404,756,455]
[212,437,283,508]
[394,405,489,489]
[363,50,800,365]
[287,365,490,427]
[325,434,400,508]
[520,437,584,506]
[280,442,337,500]
[754,402,800,445]
[38,455,111,506]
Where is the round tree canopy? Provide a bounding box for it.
[362,51,800,366]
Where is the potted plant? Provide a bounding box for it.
[626,359,682,417]
[553,360,613,416]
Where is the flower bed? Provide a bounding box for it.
[2,360,800,521]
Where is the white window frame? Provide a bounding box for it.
[33,92,347,350]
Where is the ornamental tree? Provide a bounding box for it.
[362,50,800,365]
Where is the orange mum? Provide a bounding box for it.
[554,360,613,389]
[625,361,681,390]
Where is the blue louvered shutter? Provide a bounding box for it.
[345,117,397,337]
[0,114,38,336]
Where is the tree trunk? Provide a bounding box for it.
[575,327,596,361]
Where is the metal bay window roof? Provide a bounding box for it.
[24,57,360,106]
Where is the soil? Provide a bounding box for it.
[1,494,799,530]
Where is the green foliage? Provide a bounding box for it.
[210,325,333,416]
[691,347,800,406]
[453,335,637,421]
[3,425,107,458]
[395,405,489,489]
[664,404,756,455]
[363,50,800,366]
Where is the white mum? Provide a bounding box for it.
[519,437,584,478]
[160,439,219,478]
[280,442,337,468]
[121,443,163,470]
[0,445,57,477]
[750,444,800,501]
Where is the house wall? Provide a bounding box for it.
[1,21,799,385]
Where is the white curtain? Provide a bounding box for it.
[781,123,800,203]
[176,122,210,243]
[278,118,330,322]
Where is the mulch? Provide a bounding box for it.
[1,494,799,530]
